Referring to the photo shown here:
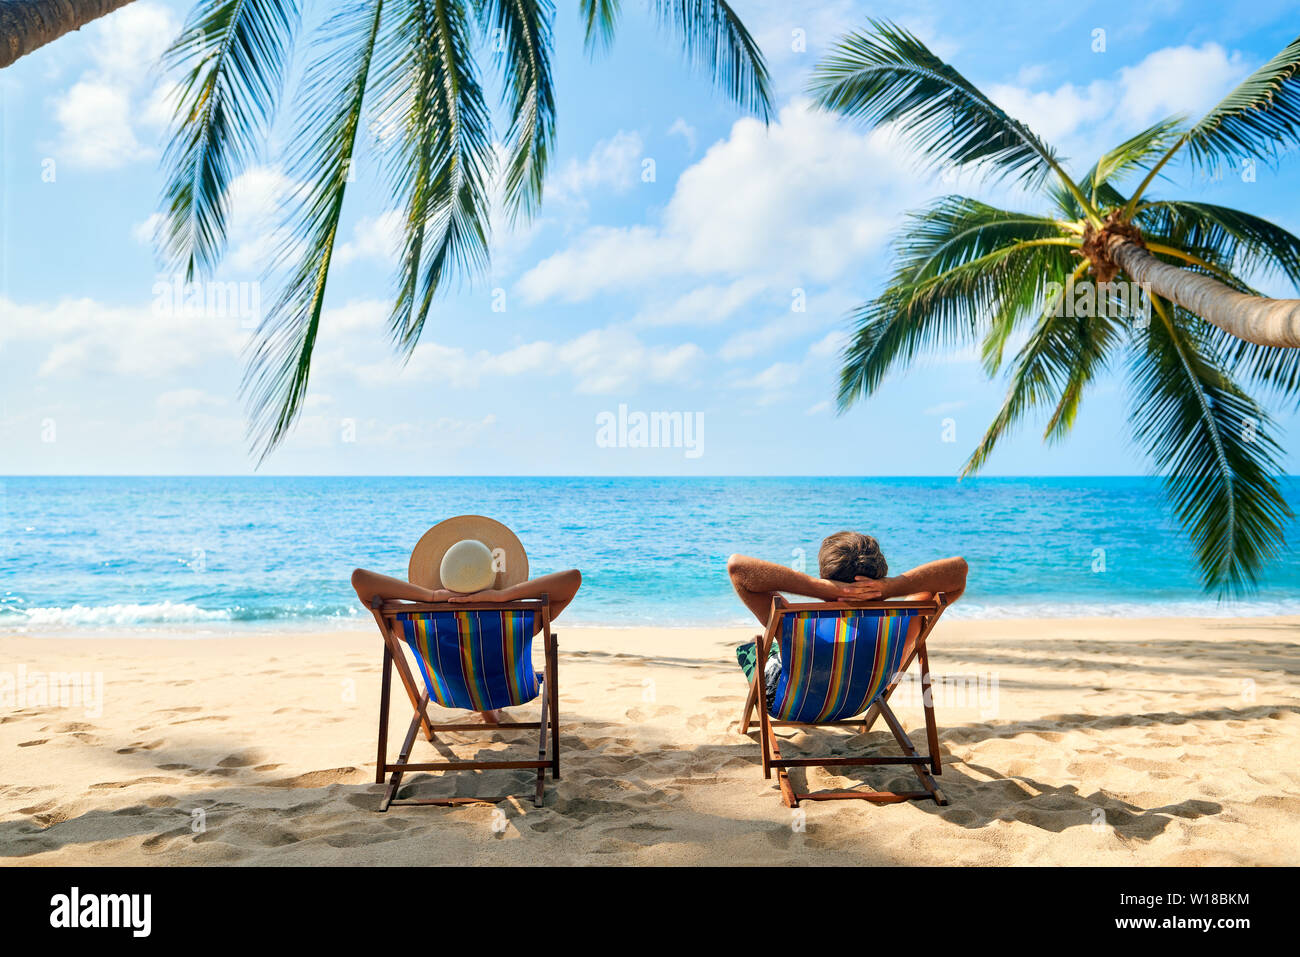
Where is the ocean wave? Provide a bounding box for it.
[0,601,365,630]
[944,599,1300,620]
[563,598,1300,627]
[2,598,1297,632]
[3,601,234,627]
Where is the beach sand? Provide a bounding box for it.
[1,616,1297,865]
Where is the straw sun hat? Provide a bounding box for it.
[408,515,530,594]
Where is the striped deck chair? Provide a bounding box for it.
[739,594,950,807]
[367,595,559,810]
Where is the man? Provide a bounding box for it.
[727,531,967,702]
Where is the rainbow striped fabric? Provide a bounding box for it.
[769,608,916,723]
[394,610,540,712]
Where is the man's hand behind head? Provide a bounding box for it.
[834,575,892,601]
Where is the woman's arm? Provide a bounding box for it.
[447,569,583,622]
[351,568,456,605]
[727,553,842,625]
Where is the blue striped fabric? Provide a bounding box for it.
[769,608,915,722]
[394,610,540,712]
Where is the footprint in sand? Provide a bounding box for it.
[266,767,364,789]
[216,751,263,768]
[16,800,58,815]
[89,775,181,790]
[116,739,165,754]
[17,739,48,747]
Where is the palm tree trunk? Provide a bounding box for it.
[1111,238,1300,348]
[0,0,138,69]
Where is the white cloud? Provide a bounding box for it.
[667,117,697,154]
[719,316,805,361]
[549,130,645,204]
[988,42,1250,170]
[0,295,245,378]
[630,278,769,328]
[55,81,149,166]
[518,101,922,304]
[336,211,404,266]
[986,79,1113,148]
[729,330,847,406]
[1115,43,1246,127]
[50,3,179,168]
[132,212,164,245]
[347,323,703,396]
[223,166,307,274]
[807,330,847,359]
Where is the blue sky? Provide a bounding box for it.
[2,0,1299,475]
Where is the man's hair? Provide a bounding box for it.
[818,531,887,582]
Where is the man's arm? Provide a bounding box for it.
[727,553,841,625]
[837,556,968,604]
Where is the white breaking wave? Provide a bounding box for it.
[5,602,233,627]
[941,599,1300,620]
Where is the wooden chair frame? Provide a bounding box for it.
[367,595,560,810]
[739,593,950,808]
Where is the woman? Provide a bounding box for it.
[352,515,581,722]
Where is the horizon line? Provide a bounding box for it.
[5,473,1298,480]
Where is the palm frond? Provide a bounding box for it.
[1218,333,1300,406]
[377,0,495,354]
[1136,199,1300,287]
[159,0,299,280]
[578,0,619,53]
[808,19,1079,200]
[1123,201,1300,406]
[651,0,772,118]
[1050,174,1127,221]
[479,0,556,222]
[963,290,1125,474]
[1183,34,1300,171]
[1130,299,1291,593]
[1090,115,1185,195]
[836,197,1077,406]
[242,0,385,460]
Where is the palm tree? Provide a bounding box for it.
[150,0,770,457]
[809,21,1300,593]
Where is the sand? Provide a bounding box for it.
[1,616,1297,865]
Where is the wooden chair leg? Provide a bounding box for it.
[379,710,424,812]
[765,723,799,808]
[548,634,560,780]
[376,644,392,785]
[534,676,549,808]
[740,675,758,734]
[919,644,942,775]
[758,707,775,781]
[878,701,947,806]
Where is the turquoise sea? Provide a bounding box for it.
[2,476,1299,632]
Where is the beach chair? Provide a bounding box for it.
[739,594,950,807]
[367,595,559,810]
